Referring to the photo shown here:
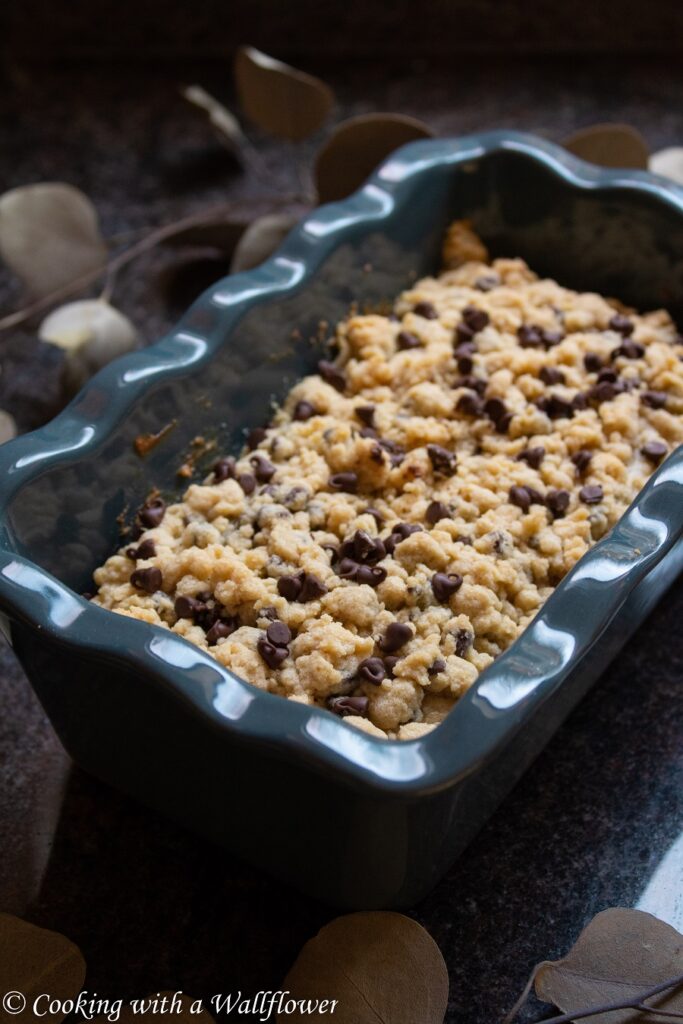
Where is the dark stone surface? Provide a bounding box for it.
[1,57,683,1022]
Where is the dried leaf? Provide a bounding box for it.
[0,183,107,299]
[649,147,683,185]
[181,84,247,153]
[562,124,649,169]
[39,299,138,393]
[0,913,86,1022]
[0,409,17,444]
[315,113,435,204]
[234,45,334,142]
[535,908,683,1023]
[230,213,298,272]
[280,911,448,1023]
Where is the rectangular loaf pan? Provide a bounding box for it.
[1,132,683,909]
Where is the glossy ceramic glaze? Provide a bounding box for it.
[1,132,682,908]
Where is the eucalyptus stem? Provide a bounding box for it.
[0,193,307,333]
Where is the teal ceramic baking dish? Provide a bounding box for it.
[1,132,683,909]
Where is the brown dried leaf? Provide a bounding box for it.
[315,113,435,204]
[650,147,683,185]
[0,913,86,1022]
[234,46,334,142]
[280,911,448,1023]
[230,213,298,272]
[562,123,649,169]
[0,409,17,444]
[0,183,107,299]
[535,908,683,1023]
[181,84,247,154]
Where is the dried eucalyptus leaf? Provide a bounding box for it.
[315,113,435,203]
[0,409,17,444]
[182,85,247,152]
[562,124,649,169]
[535,908,683,1024]
[0,183,107,299]
[39,299,138,393]
[234,45,334,141]
[280,911,448,1023]
[0,913,86,1022]
[649,147,683,185]
[230,213,298,272]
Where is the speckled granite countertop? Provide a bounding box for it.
[1,56,682,1023]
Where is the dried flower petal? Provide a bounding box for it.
[39,299,138,393]
[650,147,683,185]
[562,123,649,169]
[230,213,298,273]
[181,84,247,153]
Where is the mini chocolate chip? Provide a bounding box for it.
[455,322,475,344]
[612,339,645,360]
[484,397,507,423]
[457,354,474,375]
[129,538,156,560]
[546,489,570,517]
[495,412,513,434]
[475,274,500,292]
[246,427,268,450]
[641,440,668,462]
[360,427,379,440]
[393,522,422,539]
[431,572,463,603]
[259,606,278,621]
[397,330,422,350]
[426,500,450,525]
[428,658,446,676]
[293,400,317,421]
[368,443,384,465]
[299,573,328,602]
[509,486,531,512]
[427,444,456,474]
[379,622,414,653]
[462,305,490,333]
[206,619,237,645]
[364,506,384,525]
[352,530,384,563]
[355,405,376,427]
[266,620,291,647]
[174,595,204,620]
[456,391,484,417]
[597,368,618,383]
[277,572,304,601]
[355,565,387,587]
[214,456,236,482]
[540,366,565,385]
[584,352,603,373]
[383,655,400,677]
[130,567,162,593]
[328,695,369,718]
[579,484,604,504]
[518,324,544,348]
[338,557,360,579]
[525,486,545,505]
[317,360,346,392]
[459,375,487,396]
[641,390,667,409]
[414,301,438,319]
[609,313,634,336]
[572,391,589,410]
[329,471,358,492]
[237,473,256,495]
[138,497,165,528]
[358,657,386,685]
[538,394,574,419]
[455,628,472,658]
[588,380,619,403]
[250,453,276,482]
[569,454,591,480]
[257,637,288,668]
[516,446,545,469]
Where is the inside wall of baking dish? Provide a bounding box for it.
[5,145,683,593]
